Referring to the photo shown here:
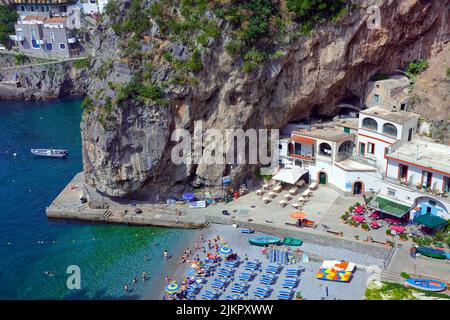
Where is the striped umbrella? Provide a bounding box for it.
[165,282,180,294]
[218,246,233,255]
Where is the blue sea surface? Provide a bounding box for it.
[0,98,193,299]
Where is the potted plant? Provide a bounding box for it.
[295,291,303,300]
[361,223,369,231]
[354,235,360,240]
[399,233,408,241]
[386,229,392,237]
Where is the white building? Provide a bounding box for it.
[357,106,419,172]
[279,124,381,196]
[381,138,450,220]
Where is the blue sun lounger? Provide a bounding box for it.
[277,290,293,300]
[224,260,239,268]
[239,271,255,281]
[201,290,218,300]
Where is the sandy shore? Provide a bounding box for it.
[152,223,385,300]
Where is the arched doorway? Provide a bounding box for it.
[352,181,364,196]
[318,171,327,185]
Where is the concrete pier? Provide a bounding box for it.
[46,172,208,229]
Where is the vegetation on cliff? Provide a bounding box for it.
[0,5,18,46]
[88,0,352,126]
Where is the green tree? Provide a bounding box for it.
[0,5,19,46]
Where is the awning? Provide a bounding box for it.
[414,214,447,229]
[369,196,410,218]
[272,166,308,185]
[291,135,315,144]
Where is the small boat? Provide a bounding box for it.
[283,237,303,246]
[248,236,281,246]
[416,246,447,259]
[31,149,68,158]
[405,278,447,292]
[240,228,254,234]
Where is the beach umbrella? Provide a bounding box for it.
[182,192,195,201]
[289,212,306,219]
[218,246,233,255]
[165,282,180,294]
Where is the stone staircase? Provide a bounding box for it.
[102,209,113,221]
[381,269,404,284]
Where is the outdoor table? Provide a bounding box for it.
[256,189,263,195]
[268,192,276,198]
[370,211,380,220]
[289,188,297,195]
[279,200,287,207]
[370,221,381,229]
[262,184,269,190]
[302,190,311,197]
[263,197,271,203]
[292,203,300,209]
[284,194,292,200]
[309,182,318,190]
[273,185,283,193]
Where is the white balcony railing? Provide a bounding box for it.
[9,35,24,42]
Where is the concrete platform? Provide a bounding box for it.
[46,172,208,229]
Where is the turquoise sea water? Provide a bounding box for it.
[0,98,193,299]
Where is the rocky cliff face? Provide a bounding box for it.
[81,0,449,199]
[0,55,88,100]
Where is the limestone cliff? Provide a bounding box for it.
[0,54,88,100]
[81,0,449,199]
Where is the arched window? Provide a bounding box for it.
[362,117,378,131]
[383,123,398,138]
[319,143,332,156]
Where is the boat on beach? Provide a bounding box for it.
[31,149,68,158]
[405,278,447,292]
[416,246,447,259]
[321,260,356,272]
[283,237,303,246]
[248,236,281,246]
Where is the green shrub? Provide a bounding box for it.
[225,41,242,56]
[386,229,392,236]
[14,53,28,65]
[139,84,163,100]
[0,4,19,46]
[81,96,94,111]
[186,48,203,72]
[73,58,89,69]
[447,67,450,77]
[406,59,429,77]
[400,272,410,279]
[361,223,369,230]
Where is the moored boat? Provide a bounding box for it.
[31,149,68,158]
[248,236,281,246]
[416,246,447,259]
[405,278,447,292]
[283,237,303,246]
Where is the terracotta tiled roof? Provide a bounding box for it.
[45,17,68,24]
[22,15,46,22]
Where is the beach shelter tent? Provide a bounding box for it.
[414,214,447,229]
[272,166,308,185]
